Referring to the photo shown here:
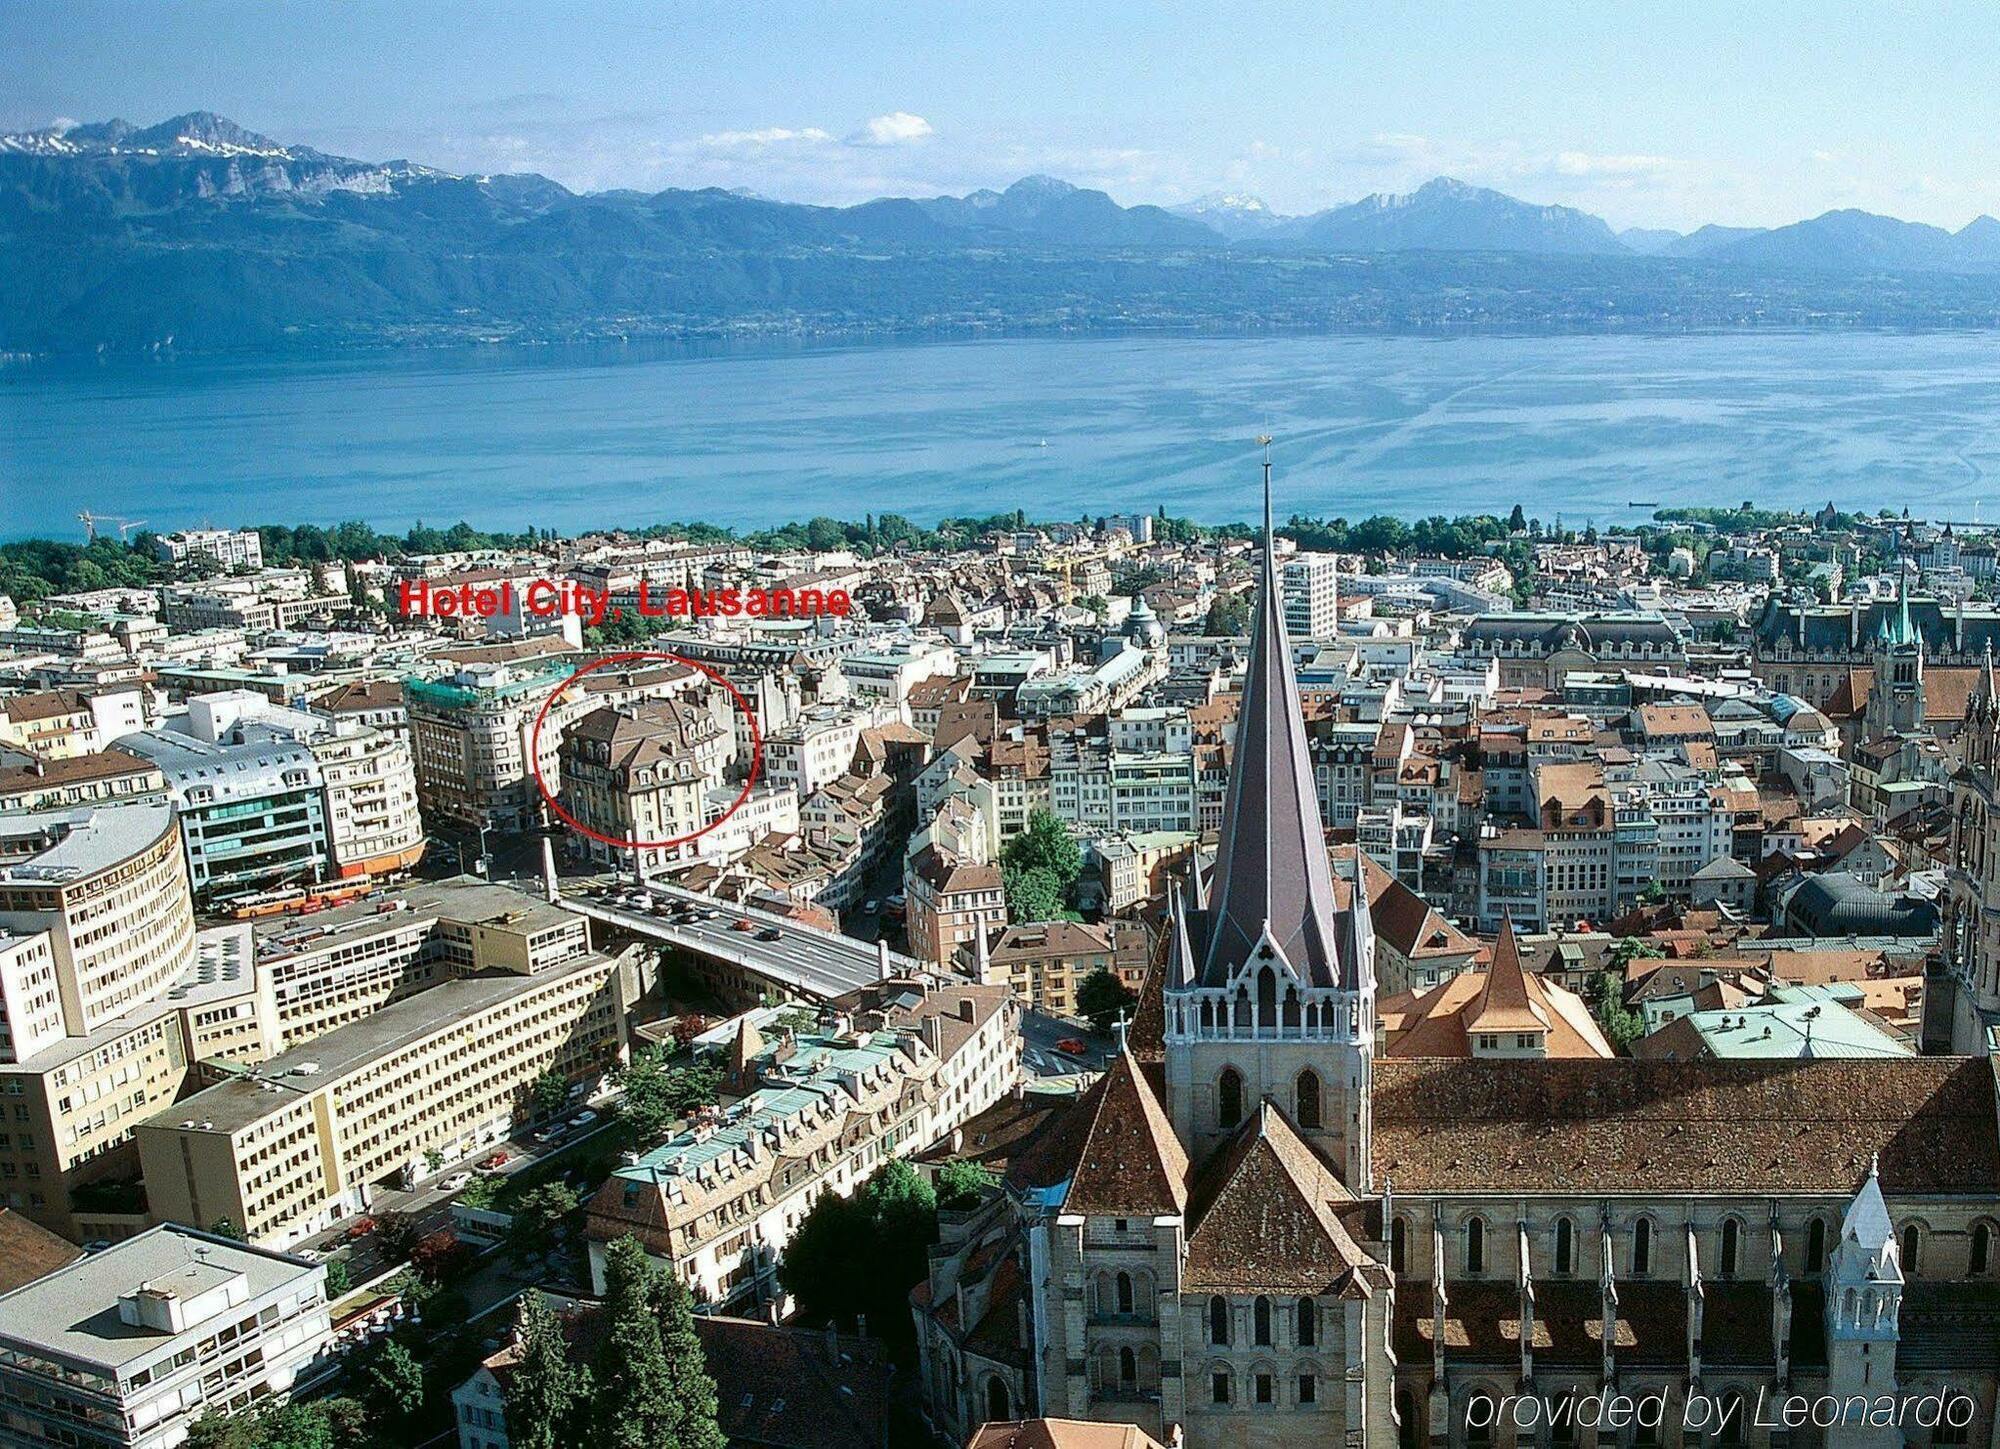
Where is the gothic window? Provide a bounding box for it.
[1806,1216,1828,1273]
[1390,1216,1407,1275]
[1296,1296,1316,1346]
[1632,1217,1653,1277]
[1972,1222,1993,1276]
[1902,1223,1922,1274]
[985,1376,1010,1422]
[1211,1369,1231,1405]
[1217,1068,1243,1129]
[1256,967,1278,1028]
[1253,1295,1273,1345]
[1396,1389,1419,1449]
[1118,1347,1136,1390]
[1254,1372,1275,1405]
[1554,1216,1574,1277]
[1295,1069,1322,1129]
[1720,1217,1742,1277]
[1208,1294,1229,1346]
[1115,1271,1133,1315]
[1297,1372,1316,1405]
[1465,1216,1486,1275]
[1716,1393,1746,1446]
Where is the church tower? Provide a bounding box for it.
[1865,564,1926,739]
[1163,454,1377,1187]
[1822,1158,1903,1444]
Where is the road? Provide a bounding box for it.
[563,878,928,1001]
[1021,1007,1113,1076]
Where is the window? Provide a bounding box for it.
[1211,1371,1231,1405]
[1254,1372,1274,1406]
[1295,1296,1315,1347]
[1632,1217,1652,1277]
[1396,1389,1420,1449]
[1806,1216,1827,1273]
[1390,1215,1407,1275]
[1297,1373,1317,1405]
[1716,1392,1746,1446]
[1554,1216,1574,1276]
[1720,1217,1741,1277]
[1115,1271,1133,1315]
[1217,1068,1243,1128]
[1465,1216,1485,1275]
[1209,1295,1230,1346]
[1253,1295,1272,1346]
[1973,1223,1992,1276]
[1902,1223,1922,1274]
[1296,1069,1322,1129]
[985,1376,1009,1421]
[1118,1347,1135,1390]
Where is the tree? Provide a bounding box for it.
[934,1158,998,1211]
[592,1238,683,1449]
[185,1400,364,1449]
[1077,966,1138,1034]
[1002,810,1082,888]
[1202,593,1250,637]
[371,1211,421,1263]
[504,1291,591,1449]
[505,1181,580,1265]
[780,1161,938,1349]
[411,1227,469,1284]
[649,1246,727,1449]
[1003,863,1067,923]
[1589,968,1648,1055]
[531,1067,571,1121]
[670,1012,710,1051]
[358,1337,426,1427]
[207,1216,244,1241]
[1508,503,1527,532]
[613,1047,722,1144]
[321,1257,351,1298]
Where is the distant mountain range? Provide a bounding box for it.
[6,112,2000,353]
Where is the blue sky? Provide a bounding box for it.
[5,1,1997,231]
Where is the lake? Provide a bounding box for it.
[6,330,2000,541]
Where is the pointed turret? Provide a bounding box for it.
[1198,454,1351,988]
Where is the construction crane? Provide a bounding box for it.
[77,511,147,542]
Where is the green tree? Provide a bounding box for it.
[1589,968,1648,1055]
[779,1161,937,1349]
[531,1067,571,1121]
[1202,593,1250,637]
[504,1290,591,1449]
[358,1337,426,1428]
[508,1181,581,1262]
[1002,863,1068,923]
[612,1047,722,1144]
[207,1216,244,1241]
[321,1257,351,1298]
[185,1399,364,1449]
[1002,810,1082,887]
[1508,503,1527,532]
[650,1247,727,1449]
[593,1238,683,1449]
[1077,966,1138,1034]
[934,1158,998,1211]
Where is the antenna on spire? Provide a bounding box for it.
[1257,434,1275,554]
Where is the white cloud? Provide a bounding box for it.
[847,112,933,147]
[692,125,834,151]
[1551,151,1678,180]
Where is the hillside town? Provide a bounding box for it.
[1,491,1997,1448]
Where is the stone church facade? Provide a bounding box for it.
[917,477,2000,1448]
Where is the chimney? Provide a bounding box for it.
[876,938,894,983]
[974,924,991,980]
[540,834,560,904]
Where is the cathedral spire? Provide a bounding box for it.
[1197,446,1352,988]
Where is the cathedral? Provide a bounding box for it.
[916,471,2000,1449]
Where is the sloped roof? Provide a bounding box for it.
[1063,1050,1189,1216]
[1184,1101,1369,1295]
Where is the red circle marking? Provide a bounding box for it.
[527,649,765,852]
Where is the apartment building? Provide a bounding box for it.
[150,528,266,572]
[0,1225,332,1449]
[560,699,731,875]
[1050,734,1198,835]
[1281,552,1341,641]
[135,934,628,1247]
[405,645,580,833]
[763,705,871,798]
[0,802,211,1238]
[980,919,1152,1016]
[583,980,1019,1308]
[905,845,1007,968]
[308,715,425,880]
[0,749,166,814]
[0,686,146,763]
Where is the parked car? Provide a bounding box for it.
[730,917,756,932]
[294,1246,324,1263]
[440,1171,473,1193]
[568,1110,598,1129]
[862,899,880,914]
[476,1152,512,1172]
[533,1125,567,1145]
[756,925,782,942]
[1056,1037,1088,1055]
[345,1216,377,1241]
